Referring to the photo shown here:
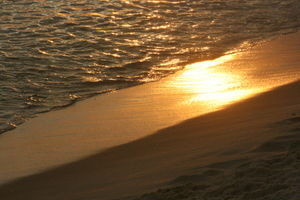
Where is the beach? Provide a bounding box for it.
[0,32,299,200]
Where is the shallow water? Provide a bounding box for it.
[0,0,300,133]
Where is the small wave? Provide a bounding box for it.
[81,78,139,87]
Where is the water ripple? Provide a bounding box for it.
[0,0,300,133]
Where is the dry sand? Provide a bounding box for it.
[0,32,300,200]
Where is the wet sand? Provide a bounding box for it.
[0,32,300,199]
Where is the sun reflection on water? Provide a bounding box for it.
[171,54,260,107]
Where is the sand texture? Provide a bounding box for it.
[129,114,300,200]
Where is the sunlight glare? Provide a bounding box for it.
[171,54,259,107]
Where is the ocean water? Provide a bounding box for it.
[0,0,300,134]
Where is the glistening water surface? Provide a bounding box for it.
[1,0,300,133]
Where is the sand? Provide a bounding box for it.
[1,32,300,185]
[129,82,300,200]
[0,32,299,199]
[0,81,299,200]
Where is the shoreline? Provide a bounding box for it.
[0,31,297,136]
[1,32,300,184]
[0,32,300,199]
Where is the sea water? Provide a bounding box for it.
[0,0,300,134]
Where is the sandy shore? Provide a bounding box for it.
[1,32,300,185]
[0,81,299,200]
[0,32,300,199]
